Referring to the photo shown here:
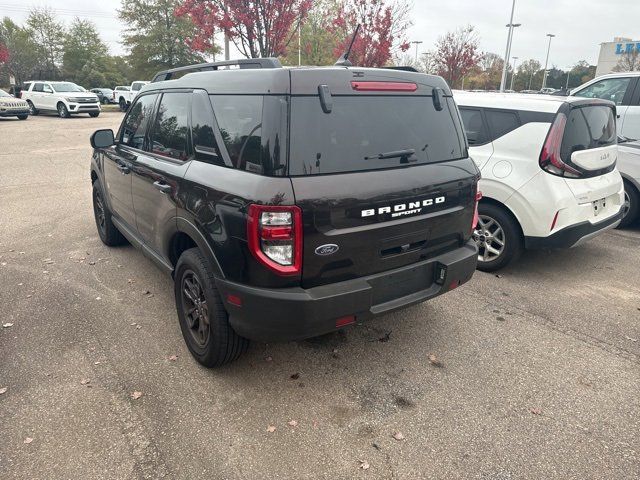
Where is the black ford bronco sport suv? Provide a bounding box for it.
[89,58,480,366]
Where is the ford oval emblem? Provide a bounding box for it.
[315,244,339,256]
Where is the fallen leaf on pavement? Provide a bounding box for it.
[95,297,101,301]
[359,460,370,470]
[288,420,298,427]
[530,407,542,415]
[289,373,299,380]
[131,391,143,400]
[392,431,405,441]
[625,336,638,342]
[168,355,178,361]
[2,323,13,328]
[24,437,33,444]
[266,425,276,433]
[378,331,391,342]
[428,354,443,368]
[80,379,91,385]
[0,387,7,395]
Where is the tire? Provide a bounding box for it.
[89,112,100,118]
[174,248,249,367]
[57,102,70,118]
[473,202,523,272]
[92,181,127,246]
[119,98,127,112]
[618,180,640,228]
[27,101,38,116]
[17,115,28,120]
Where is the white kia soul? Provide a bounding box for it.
[455,92,624,271]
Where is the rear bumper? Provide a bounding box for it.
[216,240,478,342]
[525,208,623,249]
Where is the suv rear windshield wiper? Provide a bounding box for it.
[364,149,416,161]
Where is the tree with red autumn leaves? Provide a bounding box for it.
[0,43,10,65]
[431,25,480,88]
[175,0,312,58]
[332,0,410,67]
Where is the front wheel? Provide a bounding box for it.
[57,102,70,118]
[92,182,127,246]
[119,98,127,111]
[174,248,249,367]
[17,114,28,120]
[618,181,639,228]
[89,112,100,118]
[473,203,523,272]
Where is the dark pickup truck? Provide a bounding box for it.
[89,58,480,366]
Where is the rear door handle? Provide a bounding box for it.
[153,180,172,193]
[116,163,130,174]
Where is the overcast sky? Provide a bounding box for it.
[2,0,639,69]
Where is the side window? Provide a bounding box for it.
[131,82,144,91]
[459,107,488,145]
[573,77,631,106]
[43,84,53,93]
[485,109,520,140]
[210,95,263,172]
[120,94,158,149]
[191,93,224,166]
[33,83,43,92]
[149,92,191,161]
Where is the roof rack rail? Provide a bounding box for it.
[151,57,283,83]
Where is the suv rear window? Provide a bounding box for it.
[288,96,465,175]
[561,105,616,162]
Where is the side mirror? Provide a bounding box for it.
[91,129,115,149]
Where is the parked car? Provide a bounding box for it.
[570,72,640,139]
[21,81,101,118]
[90,88,116,104]
[0,89,29,119]
[89,58,480,366]
[617,135,640,227]
[539,87,557,94]
[455,91,624,271]
[114,81,149,111]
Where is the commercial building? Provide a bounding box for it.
[596,37,640,76]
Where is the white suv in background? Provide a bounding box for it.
[570,72,640,140]
[455,92,624,270]
[22,81,100,118]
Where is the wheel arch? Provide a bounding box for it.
[170,218,225,279]
[479,196,525,240]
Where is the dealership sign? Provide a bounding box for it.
[615,42,640,55]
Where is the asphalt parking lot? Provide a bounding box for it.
[1,111,639,479]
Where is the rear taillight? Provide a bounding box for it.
[247,204,302,276]
[539,113,580,178]
[472,188,482,233]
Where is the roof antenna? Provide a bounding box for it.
[334,24,361,66]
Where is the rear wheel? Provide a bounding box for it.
[27,101,38,115]
[174,248,249,367]
[119,98,127,111]
[57,102,70,118]
[89,112,100,118]
[17,114,28,120]
[473,203,523,272]
[92,182,127,246]
[618,180,639,228]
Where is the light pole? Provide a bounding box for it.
[565,68,571,90]
[541,33,556,90]
[410,41,423,63]
[509,56,519,90]
[499,0,517,92]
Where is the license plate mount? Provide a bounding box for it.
[592,197,607,217]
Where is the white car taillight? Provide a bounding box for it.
[247,205,302,276]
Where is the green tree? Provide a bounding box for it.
[282,0,340,66]
[62,18,109,85]
[0,17,40,84]
[570,60,595,86]
[26,7,66,79]
[514,58,541,91]
[119,0,211,80]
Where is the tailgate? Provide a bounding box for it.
[292,160,478,288]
